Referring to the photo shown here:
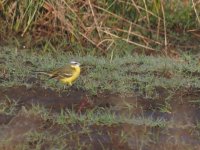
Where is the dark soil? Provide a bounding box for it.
[0,86,200,149]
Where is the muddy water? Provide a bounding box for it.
[0,86,200,149]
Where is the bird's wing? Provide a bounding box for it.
[49,65,74,79]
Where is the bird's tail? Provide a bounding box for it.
[33,71,52,77]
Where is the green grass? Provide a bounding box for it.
[1,46,200,149]
[1,102,196,149]
[20,104,167,127]
[1,1,200,148]
[1,46,200,97]
[0,96,19,115]
[0,103,169,149]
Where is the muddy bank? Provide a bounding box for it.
[1,86,200,149]
[0,114,200,150]
[1,85,200,124]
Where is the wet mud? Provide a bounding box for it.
[0,86,200,149]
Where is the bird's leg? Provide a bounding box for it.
[55,80,59,87]
[63,85,67,90]
[63,82,72,91]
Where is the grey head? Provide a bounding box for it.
[70,61,81,67]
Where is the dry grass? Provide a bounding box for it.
[0,0,199,55]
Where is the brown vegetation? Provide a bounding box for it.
[0,0,199,55]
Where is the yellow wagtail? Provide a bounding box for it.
[35,61,81,86]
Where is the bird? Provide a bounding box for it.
[34,61,81,86]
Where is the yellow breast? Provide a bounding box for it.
[60,66,81,85]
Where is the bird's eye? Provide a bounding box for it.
[70,61,80,66]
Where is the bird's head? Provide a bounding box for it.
[70,61,81,68]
